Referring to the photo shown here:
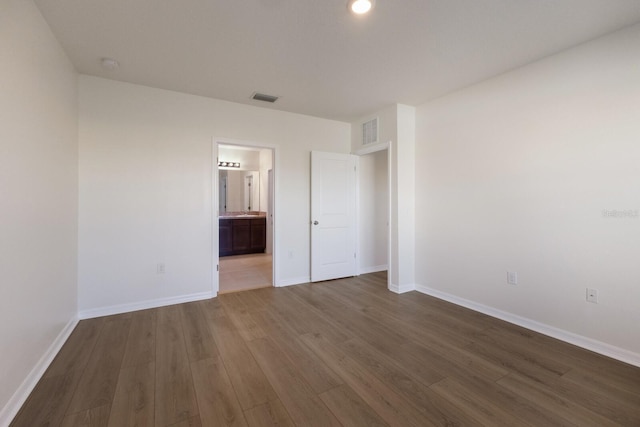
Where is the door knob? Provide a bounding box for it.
[313,220,319,225]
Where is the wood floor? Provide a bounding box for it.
[11,272,640,426]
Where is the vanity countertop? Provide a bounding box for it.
[219,211,266,219]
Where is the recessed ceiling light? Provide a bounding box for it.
[101,57,119,70]
[348,0,374,15]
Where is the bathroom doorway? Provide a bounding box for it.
[214,140,275,294]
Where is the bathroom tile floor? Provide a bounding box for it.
[219,253,272,294]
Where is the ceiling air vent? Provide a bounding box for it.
[362,117,378,145]
[251,92,279,103]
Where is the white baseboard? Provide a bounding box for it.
[415,284,640,368]
[389,282,416,294]
[0,316,79,427]
[275,276,311,287]
[78,291,214,319]
[358,264,388,275]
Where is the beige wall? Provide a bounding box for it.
[0,0,78,421]
[415,23,640,359]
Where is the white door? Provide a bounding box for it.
[311,151,357,282]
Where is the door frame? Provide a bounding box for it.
[354,141,392,291]
[211,137,278,296]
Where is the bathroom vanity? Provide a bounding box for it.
[219,212,266,256]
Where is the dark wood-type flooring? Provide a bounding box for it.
[11,272,640,426]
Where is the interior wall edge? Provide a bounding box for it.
[389,282,417,294]
[0,316,79,427]
[415,284,640,368]
[358,264,388,275]
[77,291,213,320]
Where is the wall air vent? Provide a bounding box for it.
[251,92,279,103]
[362,117,378,145]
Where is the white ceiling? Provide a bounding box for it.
[35,0,640,122]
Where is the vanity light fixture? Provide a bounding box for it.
[218,161,240,168]
[348,0,374,15]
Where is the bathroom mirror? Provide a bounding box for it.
[219,170,260,212]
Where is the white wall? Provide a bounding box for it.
[358,150,388,273]
[352,104,416,293]
[395,105,417,291]
[415,24,640,360]
[78,76,350,315]
[0,0,78,422]
[260,148,274,254]
[259,148,273,215]
[218,146,260,170]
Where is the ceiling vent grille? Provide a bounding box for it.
[362,117,378,145]
[251,92,279,103]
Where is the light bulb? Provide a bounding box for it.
[350,0,372,14]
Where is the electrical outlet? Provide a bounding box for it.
[157,263,165,274]
[586,288,598,303]
[507,271,518,285]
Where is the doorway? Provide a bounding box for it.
[214,140,275,294]
[356,143,391,287]
[308,147,390,284]
[357,148,389,274]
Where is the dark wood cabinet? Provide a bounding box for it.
[250,219,266,250]
[232,220,251,251]
[219,217,266,256]
[219,219,233,254]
